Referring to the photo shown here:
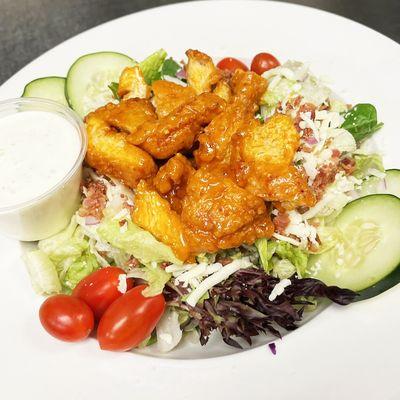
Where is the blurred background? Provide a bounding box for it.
[0,0,399,84]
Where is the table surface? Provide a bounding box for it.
[0,0,399,85]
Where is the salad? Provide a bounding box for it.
[22,48,400,353]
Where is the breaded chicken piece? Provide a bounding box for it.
[195,70,267,166]
[118,66,151,99]
[85,112,157,188]
[127,93,225,159]
[152,80,196,117]
[239,114,300,175]
[181,168,273,254]
[90,98,157,134]
[132,180,190,261]
[230,69,268,105]
[246,166,316,210]
[185,49,221,94]
[231,114,314,209]
[212,79,232,102]
[153,153,195,213]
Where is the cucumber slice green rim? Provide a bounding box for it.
[65,51,136,118]
[307,194,400,298]
[385,169,400,198]
[22,76,68,106]
[358,169,400,199]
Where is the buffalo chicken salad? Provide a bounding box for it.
[22,49,400,352]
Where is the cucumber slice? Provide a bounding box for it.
[22,76,68,106]
[66,52,136,118]
[358,169,400,198]
[385,169,400,198]
[307,194,400,293]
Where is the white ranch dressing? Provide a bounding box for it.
[0,110,80,208]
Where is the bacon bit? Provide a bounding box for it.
[123,200,134,212]
[299,144,313,153]
[273,212,290,234]
[331,149,341,158]
[283,95,303,113]
[340,157,356,175]
[98,251,108,259]
[160,262,172,269]
[308,242,320,253]
[312,161,340,200]
[301,127,314,139]
[78,180,107,220]
[217,257,233,266]
[297,205,310,214]
[127,257,140,268]
[119,219,127,227]
[318,101,330,111]
[294,103,316,132]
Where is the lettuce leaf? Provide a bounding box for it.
[341,103,383,142]
[139,49,167,84]
[63,252,99,291]
[24,250,62,295]
[97,217,182,265]
[127,262,171,297]
[256,238,308,277]
[38,216,88,272]
[37,216,100,292]
[353,153,385,180]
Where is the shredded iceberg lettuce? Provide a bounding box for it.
[139,48,167,84]
[127,262,171,297]
[97,217,181,265]
[24,250,62,295]
[32,216,100,292]
[256,238,308,278]
[353,153,385,180]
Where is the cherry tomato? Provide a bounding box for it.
[217,57,248,73]
[250,52,280,75]
[39,294,94,342]
[97,285,165,351]
[72,267,133,320]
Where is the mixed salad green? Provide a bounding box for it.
[22,49,400,353]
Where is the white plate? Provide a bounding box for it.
[1,1,399,398]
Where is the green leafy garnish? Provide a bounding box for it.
[256,238,308,278]
[108,82,120,100]
[341,103,383,142]
[161,58,181,77]
[139,49,167,84]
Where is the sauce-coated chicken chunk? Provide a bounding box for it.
[185,49,221,95]
[181,168,274,254]
[118,66,151,100]
[195,70,267,166]
[127,93,225,159]
[87,98,157,134]
[132,180,190,261]
[85,112,157,188]
[152,80,196,117]
[153,153,194,213]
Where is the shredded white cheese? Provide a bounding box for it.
[117,274,128,294]
[269,279,291,301]
[272,233,301,247]
[185,258,253,307]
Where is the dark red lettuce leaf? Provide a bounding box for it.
[164,268,357,348]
